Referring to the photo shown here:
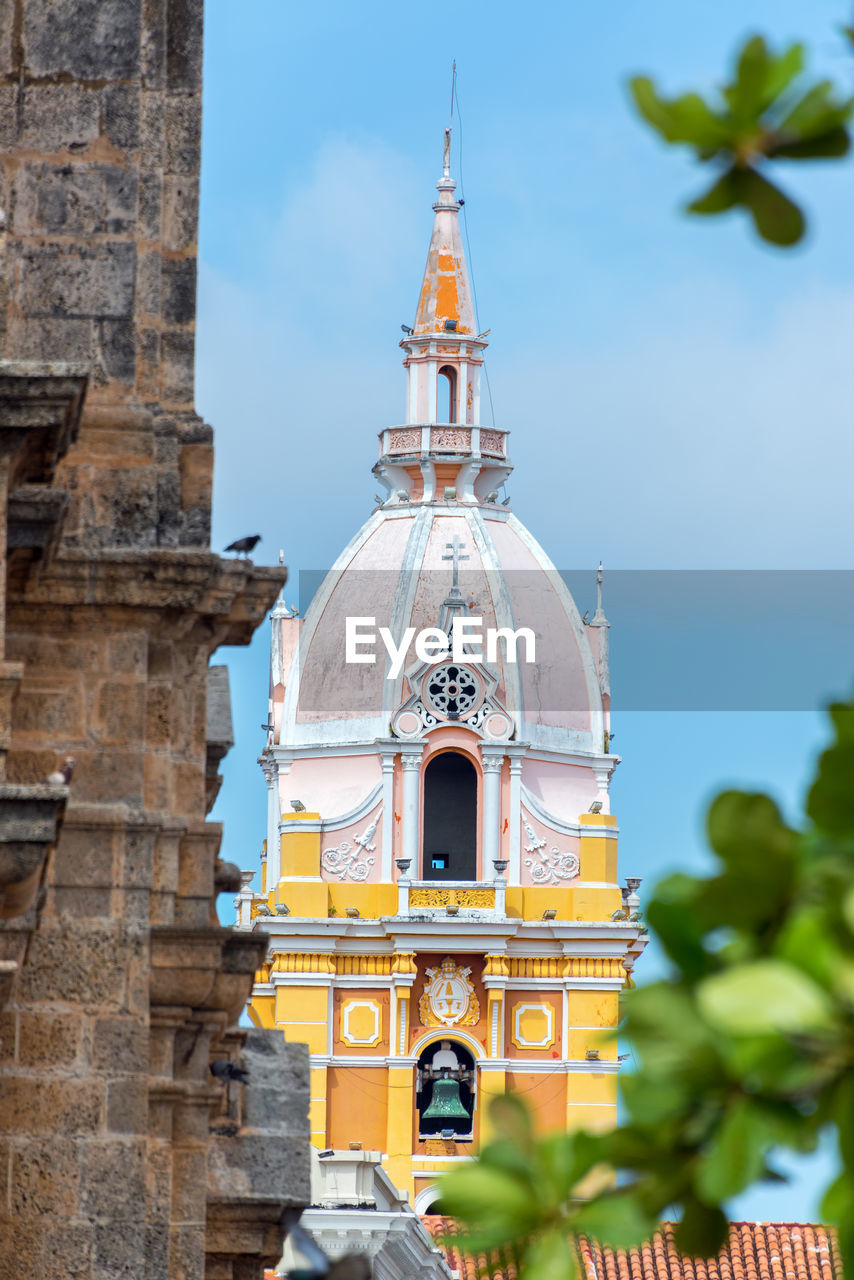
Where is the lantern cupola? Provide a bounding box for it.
[374,128,511,506]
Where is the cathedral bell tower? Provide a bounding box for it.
[243,130,646,1211]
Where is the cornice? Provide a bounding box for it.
[10,550,285,644]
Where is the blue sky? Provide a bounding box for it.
[196,0,853,1221]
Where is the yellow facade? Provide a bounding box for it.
[246,811,647,1205]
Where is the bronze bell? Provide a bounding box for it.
[422,1075,470,1122]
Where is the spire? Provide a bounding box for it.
[591,562,609,626]
[412,127,477,336]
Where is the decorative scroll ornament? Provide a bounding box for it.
[522,816,580,885]
[419,956,480,1027]
[320,815,379,882]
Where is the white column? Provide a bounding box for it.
[408,363,419,423]
[458,360,467,422]
[380,748,397,879]
[262,757,281,889]
[481,752,504,876]
[472,365,481,424]
[401,749,423,872]
[507,749,524,883]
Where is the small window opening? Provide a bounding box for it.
[437,366,457,423]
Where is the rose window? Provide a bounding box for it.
[424,664,481,720]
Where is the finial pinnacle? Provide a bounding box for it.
[443,126,451,180]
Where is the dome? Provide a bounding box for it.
[277,503,607,755]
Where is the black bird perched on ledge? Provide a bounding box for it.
[210,1060,249,1084]
[224,534,261,557]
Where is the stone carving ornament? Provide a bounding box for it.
[522,816,580,885]
[419,956,480,1027]
[320,815,379,882]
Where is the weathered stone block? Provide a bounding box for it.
[164,92,201,174]
[80,1138,146,1218]
[5,315,94,365]
[141,0,167,85]
[138,172,163,240]
[165,0,202,89]
[145,685,171,746]
[92,1017,147,1073]
[12,1138,80,1218]
[13,685,85,738]
[161,258,196,325]
[107,1078,147,1133]
[122,825,156,888]
[178,443,212,513]
[103,83,141,153]
[93,1220,148,1275]
[137,250,162,317]
[160,331,194,402]
[19,922,137,1007]
[97,318,136,384]
[104,167,138,233]
[97,681,146,743]
[53,885,114,918]
[24,0,142,80]
[17,84,100,152]
[14,164,104,236]
[17,242,136,321]
[1,1076,103,1134]
[18,1010,82,1067]
[161,176,198,252]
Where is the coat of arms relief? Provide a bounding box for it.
[419,956,480,1027]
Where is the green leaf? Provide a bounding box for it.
[438,1163,541,1246]
[730,36,772,122]
[573,1187,656,1250]
[820,1170,854,1223]
[522,1229,578,1280]
[695,1096,770,1202]
[629,78,729,148]
[740,170,805,247]
[697,958,835,1035]
[808,705,854,833]
[675,1199,729,1257]
[489,1092,535,1155]
[687,169,745,215]
[774,127,850,160]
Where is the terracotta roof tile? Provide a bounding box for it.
[420,1219,842,1280]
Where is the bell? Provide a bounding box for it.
[422,1075,470,1123]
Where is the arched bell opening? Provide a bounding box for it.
[437,365,457,423]
[416,1039,475,1139]
[422,750,478,881]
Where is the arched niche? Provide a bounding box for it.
[422,751,477,880]
[437,365,457,423]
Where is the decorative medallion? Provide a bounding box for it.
[522,816,580,885]
[423,663,482,719]
[419,956,480,1027]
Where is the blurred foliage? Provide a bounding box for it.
[628,34,854,245]
[439,699,854,1279]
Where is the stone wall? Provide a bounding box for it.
[0,4,309,1279]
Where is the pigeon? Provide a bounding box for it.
[224,534,261,557]
[290,799,306,812]
[484,489,499,503]
[210,1060,249,1084]
[501,495,511,506]
[588,800,603,813]
[46,756,75,785]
